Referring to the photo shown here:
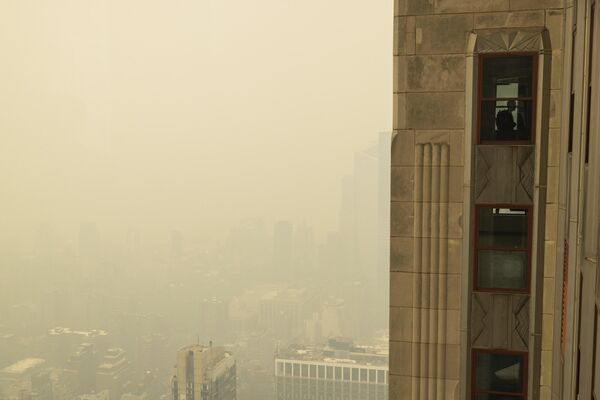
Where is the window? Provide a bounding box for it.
[301,364,308,377]
[475,207,531,291]
[569,28,577,153]
[360,368,368,382]
[369,369,376,383]
[326,366,333,379]
[585,2,596,163]
[310,365,316,378]
[351,368,359,382]
[335,367,342,380]
[472,350,527,399]
[343,367,350,381]
[318,365,325,379]
[478,54,537,143]
[376,370,385,384]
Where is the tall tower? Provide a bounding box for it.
[390,0,600,399]
[172,345,236,400]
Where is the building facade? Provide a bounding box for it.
[390,0,599,399]
[275,339,388,400]
[171,345,236,400]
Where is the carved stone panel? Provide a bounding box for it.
[471,292,529,352]
[475,145,535,205]
[475,28,544,53]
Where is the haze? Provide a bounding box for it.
[0,1,392,399]
[0,0,392,245]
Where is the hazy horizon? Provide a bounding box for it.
[0,0,393,248]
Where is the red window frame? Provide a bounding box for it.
[471,348,528,400]
[477,53,539,145]
[473,205,533,293]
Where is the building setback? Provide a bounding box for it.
[390,0,599,399]
[275,338,388,400]
[171,344,236,400]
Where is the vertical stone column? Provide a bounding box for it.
[412,143,450,399]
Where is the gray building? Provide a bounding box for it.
[390,0,599,399]
[275,338,388,400]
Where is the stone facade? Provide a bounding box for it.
[390,0,600,399]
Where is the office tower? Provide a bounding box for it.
[67,343,96,395]
[275,338,388,400]
[171,344,236,400]
[96,348,132,400]
[390,1,599,399]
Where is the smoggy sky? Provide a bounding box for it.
[0,0,392,247]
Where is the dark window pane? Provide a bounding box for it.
[369,369,376,382]
[377,370,384,383]
[482,56,534,98]
[360,369,368,382]
[302,364,308,377]
[293,364,300,377]
[475,352,525,393]
[352,368,359,381]
[343,367,350,380]
[477,250,527,289]
[480,100,533,141]
[318,365,325,379]
[335,367,342,380]
[285,363,292,376]
[327,366,333,379]
[310,365,316,378]
[478,208,528,248]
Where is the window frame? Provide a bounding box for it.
[473,205,533,293]
[477,52,539,145]
[471,348,528,400]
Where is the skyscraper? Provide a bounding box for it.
[171,344,236,400]
[390,0,599,399]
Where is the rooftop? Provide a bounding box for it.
[276,339,388,367]
[1,358,46,375]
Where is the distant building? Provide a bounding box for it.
[272,221,293,278]
[259,288,317,340]
[67,343,96,395]
[95,348,132,400]
[171,344,236,400]
[0,358,47,399]
[275,338,388,400]
[48,326,108,367]
[30,370,54,400]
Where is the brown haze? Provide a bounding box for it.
[0,0,392,247]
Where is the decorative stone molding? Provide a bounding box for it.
[413,143,450,399]
[475,145,535,204]
[474,28,546,53]
[471,292,530,352]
